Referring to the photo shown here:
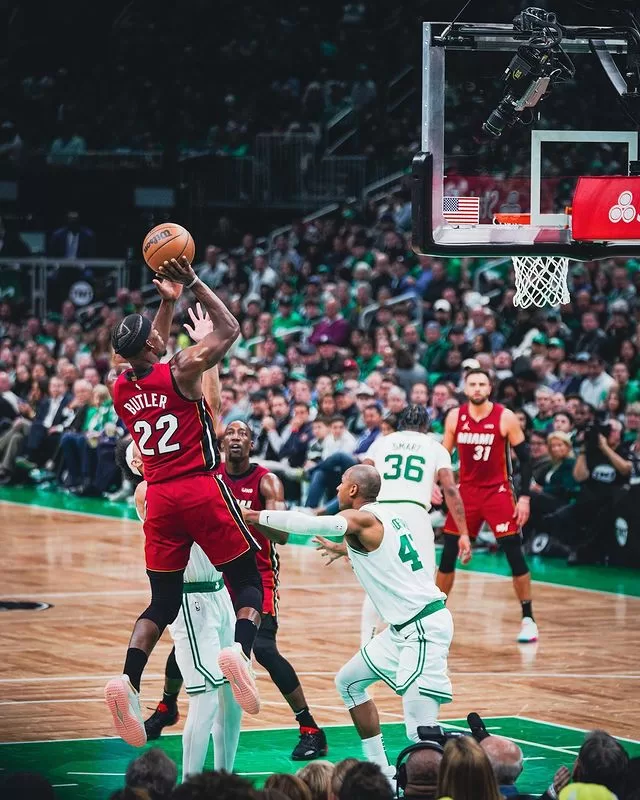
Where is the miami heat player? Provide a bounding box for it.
[436,369,538,643]
[106,257,263,747]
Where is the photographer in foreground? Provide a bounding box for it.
[546,417,631,564]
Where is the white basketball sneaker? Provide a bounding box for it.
[517,616,539,643]
[104,675,147,747]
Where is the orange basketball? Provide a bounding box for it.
[142,223,196,271]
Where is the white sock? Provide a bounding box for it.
[212,682,242,771]
[362,733,389,769]
[360,595,383,647]
[402,683,440,742]
[182,689,218,778]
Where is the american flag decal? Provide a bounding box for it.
[443,196,480,224]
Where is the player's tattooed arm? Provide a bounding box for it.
[502,408,531,527]
[438,467,472,564]
[254,473,289,545]
[158,258,239,396]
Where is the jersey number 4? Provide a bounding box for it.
[383,454,426,482]
[133,414,181,456]
[392,519,424,572]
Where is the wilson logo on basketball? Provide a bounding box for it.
[143,229,172,252]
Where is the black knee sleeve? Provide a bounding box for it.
[253,616,300,696]
[219,551,264,615]
[499,534,529,577]
[439,534,460,574]
[139,569,184,633]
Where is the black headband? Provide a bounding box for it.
[111,314,152,358]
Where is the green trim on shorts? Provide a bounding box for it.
[361,642,397,693]
[392,599,446,632]
[377,499,428,510]
[183,579,225,594]
[419,687,453,704]
[181,597,226,690]
[396,619,428,695]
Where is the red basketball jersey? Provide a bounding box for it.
[214,462,279,607]
[455,402,511,488]
[113,362,218,485]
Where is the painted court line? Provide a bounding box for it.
[517,715,640,746]
[443,721,581,757]
[52,785,79,788]
[68,772,125,777]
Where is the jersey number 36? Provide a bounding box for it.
[383,454,426,482]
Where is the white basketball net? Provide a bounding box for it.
[512,255,571,309]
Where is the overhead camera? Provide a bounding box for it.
[482,7,575,138]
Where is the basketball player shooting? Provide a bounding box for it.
[245,465,454,781]
[436,368,538,643]
[106,256,264,747]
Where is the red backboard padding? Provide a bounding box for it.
[573,176,640,241]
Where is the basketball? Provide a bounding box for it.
[142,223,195,271]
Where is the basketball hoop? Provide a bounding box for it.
[494,213,571,308]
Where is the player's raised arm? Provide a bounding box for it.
[183,303,221,419]
[502,408,531,527]
[157,257,240,396]
[151,278,183,348]
[438,467,471,564]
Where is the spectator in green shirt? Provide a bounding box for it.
[421,322,449,374]
[532,386,554,432]
[272,298,305,339]
[356,338,382,378]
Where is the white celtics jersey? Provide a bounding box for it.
[346,502,446,626]
[365,431,451,508]
[183,543,223,584]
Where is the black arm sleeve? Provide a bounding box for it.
[513,440,532,497]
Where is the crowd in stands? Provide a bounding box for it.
[3,193,640,564]
[3,726,638,799]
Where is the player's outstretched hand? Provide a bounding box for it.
[457,533,472,564]
[513,496,530,527]
[156,256,197,286]
[153,276,183,302]
[313,535,347,565]
[184,302,213,343]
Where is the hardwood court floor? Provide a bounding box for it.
[0,491,639,796]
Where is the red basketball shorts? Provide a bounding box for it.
[144,473,260,572]
[443,482,518,539]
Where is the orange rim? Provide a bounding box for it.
[493,213,531,225]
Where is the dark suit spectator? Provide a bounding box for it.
[573,311,607,357]
[48,211,96,259]
[16,376,70,469]
[58,379,97,488]
[0,371,20,431]
[306,338,344,381]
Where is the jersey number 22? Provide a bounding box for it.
[134,414,181,456]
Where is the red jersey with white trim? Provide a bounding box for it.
[113,361,218,485]
[214,462,279,616]
[455,402,511,488]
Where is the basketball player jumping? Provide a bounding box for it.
[106,256,264,747]
[245,464,454,782]
[360,405,471,642]
[147,418,328,761]
[126,305,241,776]
[436,369,538,643]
